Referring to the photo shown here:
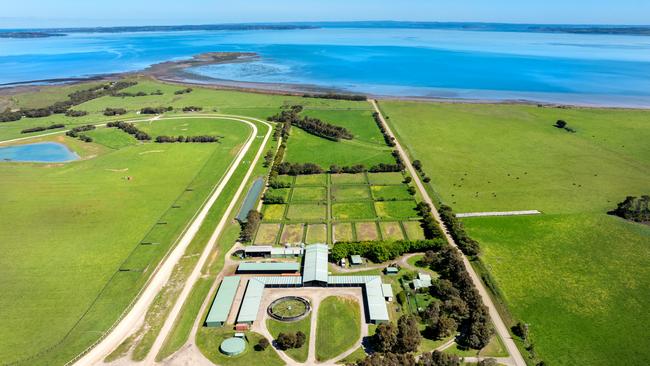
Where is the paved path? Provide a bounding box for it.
[70,115,271,366]
[370,100,526,366]
[456,210,541,218]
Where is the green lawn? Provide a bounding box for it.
[370,184,413,201]
[331,185,372,202]
[286,203,327,221]
[375,201,418,219]
[316,296,361,361]
[0,118,249,365]
[381,100,650,365]
[331,173,367,185]
[292,186,327,202]
[332,202,377,220]
[266,315,311,363]
[196,328,283,366]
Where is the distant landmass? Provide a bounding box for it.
[0,32,65,38]
[1,21,649,37]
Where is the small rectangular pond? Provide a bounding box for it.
[0,142,80,163]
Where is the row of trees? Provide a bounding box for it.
[268,104,353,141]
[412,160,431,183]
[140,106,173,114]
[174,87,193,95]
[107,121,151,141]
[103,108,127,116]
[64,110,88,117]
[415,202,444,239]
[66,124,96,142]
[608,195,650,223]
[275,162,324,176]
[182,106,203,112]
[302,93,367,101]
[111,89,163,97]
[372,112,396,147]
[419,247,493,349]
[329,239,444,263]
[438,205,480,256]
[0,109,23,122]
[21,123,65,134]
[239,210,262,242]
[154,135,220,143]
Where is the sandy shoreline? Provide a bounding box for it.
[1,51,649,110]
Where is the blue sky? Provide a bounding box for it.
[2,0,649,28]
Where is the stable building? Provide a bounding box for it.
[236,262,300,274]
[243,245,303,258]
[205,276,241,327]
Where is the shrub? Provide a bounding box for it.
[608,195,650,223]
[174,87,193,95]
[255,337,270,351]
[103,108,127,116]
[65,110,88,117]
[182,106,203,112]
[0,109,23,122]
[140,106,173,114]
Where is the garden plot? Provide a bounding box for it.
[333,223,355,242]
[380,222,405,241]
[331,185,371,202]
[280,224,304,244]
[332,202,376,220]
[367,172,404,185]
[375,201,418,220]
[286,203,327,221]
[355,222,379,241]
[371,184,414,201]
[292,186,327,202]
[294,174,327,186]
[402,221,425,240]
[331,173,367,185]
[306,224,328,244]
[254,223,281,245]
[262,204,286,221]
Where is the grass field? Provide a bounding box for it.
[333,223,355,242]
[292,186,327,202]
[306,224,328,244]
[0,117,250,364]
[316,296,361,361]
[371,184,413,201]
[380,222,404,240]
[254,224,281,245]
[262,204,286,221]
[196,328,283,366]
[332,202,376,220]
[355,222,379,241]
[381,100,650,365]
[294,174,327,186]
[331,185,371,201]
[375,200,418,219]
[280,224,304,244]
[266,315,311,363]
[331,173,367,185]
[286,203,327,221]
[367,172,404,185]
[403,221,426,240]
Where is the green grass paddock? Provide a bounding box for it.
[316,296,361,361]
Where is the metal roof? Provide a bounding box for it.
[328,275,390,323]
[302,244,329,284]
[271,247,304,256]
[237,278,265,323]
[255,276,303,286]
[418,273,432,287]
[220,337,246,356]
[244,245,273,253]
[236,177,264,222]
[206,276,241,325]
[350,255,363,264]
[237,262,300,273]
[381,283,394,298]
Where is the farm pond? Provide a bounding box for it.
[0,142,79,163]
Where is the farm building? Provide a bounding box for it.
[302,243,329,286]
[236,262,300,274]
[384,266,399,275]
[205,276,241,327]
[412,273,432,290]
[382,283,394,301]
[243,245,303,258]
[350,255,363,266]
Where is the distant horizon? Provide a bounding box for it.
[3,20,650,32]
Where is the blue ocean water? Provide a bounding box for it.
[1,27,650,106]
[0,142,79,163]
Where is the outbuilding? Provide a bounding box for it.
[350,255,363,266]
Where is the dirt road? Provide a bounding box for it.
[370,100,526,366]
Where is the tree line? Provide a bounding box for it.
[65,110,88,117]
[438,205,480,256]
[111,89,163,97]
[21,124,65,134]
[239,210,262,242]
[174,88,193,95]
[330,239,445,263]
[608,195,650,223]
[154,135,220,143]
[103,108,127,116]
[106,121,151,141]
[66,124,96,143]
[372,111,397,147]
[302,93,367,101]
[140,106,173,115]
[415,202,445,239]
[268,105,354,141]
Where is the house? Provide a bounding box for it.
[412,273,432,290]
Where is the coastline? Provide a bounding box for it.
[2,51,649,110]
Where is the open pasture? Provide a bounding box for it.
[381,100,650,365]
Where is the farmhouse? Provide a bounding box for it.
[412,272,432,290]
